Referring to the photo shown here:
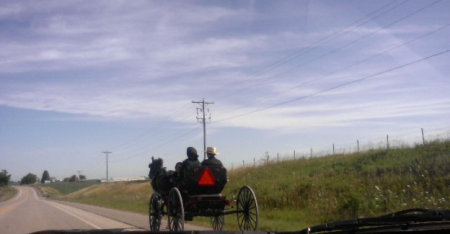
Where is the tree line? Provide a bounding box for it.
[0,169,87,186]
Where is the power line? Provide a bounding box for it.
[102,1,431,158]
[257,0,443,84]
[210,0,409,98]
[215,48,450,123]
[109,125,201,163]
[244,0,408,79]
[223,0,443,102]
[278,23,450,98]
[108,105,193,153]
[210,0,445,120]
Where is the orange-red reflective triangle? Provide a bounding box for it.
[198,168,216,186]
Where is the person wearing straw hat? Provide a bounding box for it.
[201,146,223,167]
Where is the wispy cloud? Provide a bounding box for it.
[0,0,448,131]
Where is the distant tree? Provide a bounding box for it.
[41,170,51,183]
[63,177,70,182]
[79,175,86,180]
[0,170,11,186]
[69,175,79,182]
[20,173,37,185]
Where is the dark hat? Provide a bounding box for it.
[187,147,198,157]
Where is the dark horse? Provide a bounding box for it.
[148,157,175,195]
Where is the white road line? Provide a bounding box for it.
[31,188,136,230]
[42,199,136,230]
[44,201,102,229]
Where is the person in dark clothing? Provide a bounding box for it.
[176,147,201,177]
[201,147,223,167]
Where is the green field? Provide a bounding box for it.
[50,140,449,231]
[0,186,17,202]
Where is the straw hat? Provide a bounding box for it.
[206,147,219,155]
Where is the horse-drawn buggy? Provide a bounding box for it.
[148,157,259,231]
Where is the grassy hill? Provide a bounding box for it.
[40,180,101,195]
[0,186,17,202]
[45,140,449,231]
[223,140,449,230]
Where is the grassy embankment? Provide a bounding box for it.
[42,140,449,231]
[0,186,17,202]
[39,181,151,214]
[39,180,101,196]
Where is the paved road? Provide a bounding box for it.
[0,186,208,234]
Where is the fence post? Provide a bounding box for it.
[277,153,279,162]
[242,160,244,167]
[310,148,313,158]
[294,150,296,160]
[357,139,360,153]
[253,158,256,167]
[333,144,335,155]
[421,128,425,145]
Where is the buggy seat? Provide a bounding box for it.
[177,165,227,196]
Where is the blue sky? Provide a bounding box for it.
[1,0,449,181]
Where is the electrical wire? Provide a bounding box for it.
[222,0,443,102]
[107,105,193,153]
[278,23,450,98]
[109,125,201,163]
[215,48,450,123]
[210,0,410,98]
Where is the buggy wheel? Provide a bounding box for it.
[237,186,259,231]
[211,215,224,230]
[168,187,184,231]
[148,193,162,231]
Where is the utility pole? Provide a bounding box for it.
[102,151,112,182]
[421,128,425,145]
[386,134,390,150]
[192,98,214,160]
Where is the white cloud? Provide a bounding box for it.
[0,0,448,132]
[213,99,450,130]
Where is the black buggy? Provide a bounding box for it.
[148,158,259,231]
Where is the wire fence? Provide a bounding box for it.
[229,127,450,170]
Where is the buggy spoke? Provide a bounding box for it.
[237,186,259,231]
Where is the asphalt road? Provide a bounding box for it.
[0,186,208,234]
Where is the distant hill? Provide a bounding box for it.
[45,140,449,231]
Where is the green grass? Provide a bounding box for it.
[50,140,449,231]
[40,180,101,195]
[59,181,152,214]
[221,140,450,230]
[0,186,17,202]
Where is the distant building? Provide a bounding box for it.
[49,177,59,183]
[108,177,147,182]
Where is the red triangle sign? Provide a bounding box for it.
[198,168,216,186]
